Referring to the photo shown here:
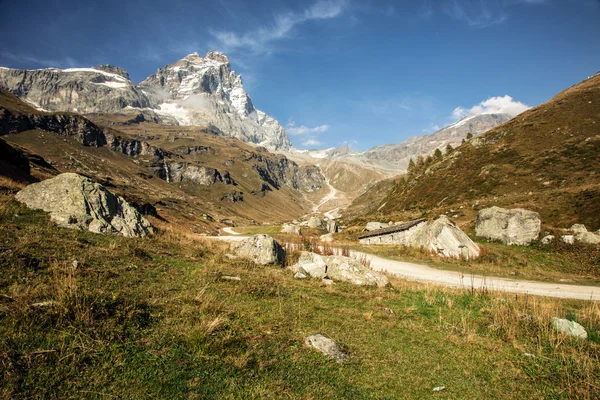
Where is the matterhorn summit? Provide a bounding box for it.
[0,50,292,151]
[140,51,291,151]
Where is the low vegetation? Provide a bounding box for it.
[1,195,599,399]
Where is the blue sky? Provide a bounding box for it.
[1,0,599,150]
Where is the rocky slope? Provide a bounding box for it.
[0,52,291,151]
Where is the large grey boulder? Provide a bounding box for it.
[305,334,348,363]
[575,232,600,245]
[475,207,541,245]
[551,317,587,339]
[291,252,388,287]
[320,233,334,242]
[230,234,285,265]
[307,216,323,229]
[408,215,480,259]
[15,173,153,237]
[364,222,389,231]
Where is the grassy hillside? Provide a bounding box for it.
[1,194,599,399]
[346,73,600,230]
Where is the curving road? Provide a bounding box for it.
[210,231,600,301]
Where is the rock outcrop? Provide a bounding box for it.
[307,216,323,229]
[475,207,541,245]
[281,224,301,235]
[408,215,480,259]
[291,252,388,287]
[230,234,285,265]
[326,220,338,234]
[15,173,153,237]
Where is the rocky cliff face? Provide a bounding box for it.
[0,51,292,151]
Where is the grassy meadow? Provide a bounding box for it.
[1,193,599,399]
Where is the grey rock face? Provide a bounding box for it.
[551,317,587,339]
[230,234,285,265]
[408,215,480,259]
[291,252,388,287]
[304,334,348,363]
[153,161,226,185]
[15,173,153,237]
[0,66,150,113]
[475,207,541,245]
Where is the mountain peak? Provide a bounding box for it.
[205,51,229,64]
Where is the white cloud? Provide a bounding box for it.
[452,95,531,120]
[286,123,330,135]
[210,0,346,54]
[438,0,547,28]
[302,139,322,147]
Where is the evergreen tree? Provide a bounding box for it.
[445,143,453,153]
[416,155,425,168]
[408,158,415,172]
[466,132,473,140]
[434,148,443,159]
[425,155,433,165]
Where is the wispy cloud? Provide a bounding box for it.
[423,0,548,28]
[210,0,347,54]
[286,122,330,135]
[302,139,322,147]
[0,51,78,68]
[452,95,530,120]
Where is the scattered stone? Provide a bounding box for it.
[291,252,388,287]
[221,275,241,281]
[561,235,575,244]
[570,224,588,233]
[224,254,238,259]
[475,206,541,245]
[575,231,600,245]
[432,386,446,392]
[541,235,555,244]
[220,191,244,203]
[304,334,348,363]
[364,222,389,231]
[30,300,59,308]
[320,233,334,242]
[322,278,334,286]
[523,353,536,358]
[293,272,307,279]
[408,215,480,259]
[326,220,338,233]
[230,234,285,265]
[551,317,588,339]
[281,224,302,235]
[15,173,153,237]
[384,307,395,315]
[308,216,323,229]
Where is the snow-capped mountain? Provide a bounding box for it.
[309,113,512,170]
[0,51,291,151]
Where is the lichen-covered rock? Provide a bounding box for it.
[281,224,302,235]
[304,334,348,363]
[291,252,388,287]
[575,232,600,245]
[551,317,588,339]
[409,215,480,259]
[475,207,541,245]
[230,234,285,265]
[570,224,588,233]
[15,173,153,237]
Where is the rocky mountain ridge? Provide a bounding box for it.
[0,51,291,151]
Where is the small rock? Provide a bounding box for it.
[320,233,334,242]
[575,231,600,245]
[294,272,307,279]
[570,224,588,233]
[221,275,241,281]
[432,386,446,392]
[551,317,587,339]
[322,278,334,285]
[541,235,555,244]
[304,334,348,363]
[230,234,285,265]
[561,235,574,244]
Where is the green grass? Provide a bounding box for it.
[1,196,600,399]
